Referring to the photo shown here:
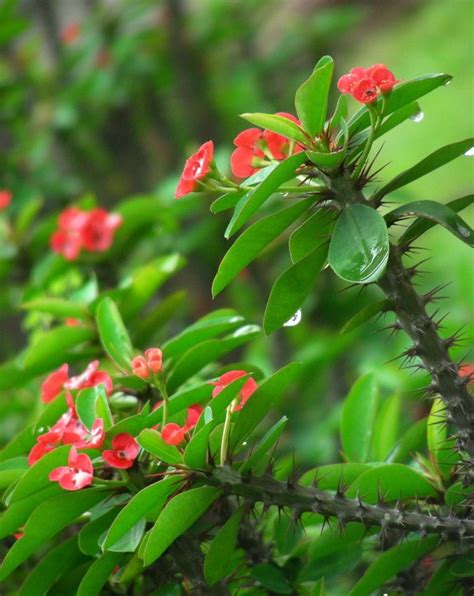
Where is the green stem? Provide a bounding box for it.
[352,107,378,180]
[153,378,169,427]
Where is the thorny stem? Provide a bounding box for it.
[378,244,474,459]
[191,467,474,539]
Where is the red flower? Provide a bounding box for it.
[41,364,69,403]
[61,22,80,45]
[65,318,80,327]
[75,418,105,449]
[337,64,397,104]
[162,423,186,446]
[175,141,214,199]
[459,364,474,384]
[64,360,113,395]
[50,207,122,261]
[230,113,303,178]
[0,189,12,210]
[80,209,123,253]
[184,404,203,431]
[211,370,258,411]
[49,446,93,491]
[132,348,163,379]
[102,433,139,469]
[27,429,63,466]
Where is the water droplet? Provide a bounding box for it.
[283,309,302,327]
[410,110,424,123]
[464,147,474,157]
[443,78,452,86]
[242,441,248,446]
[459,226,471,238]
[37,427,45,433]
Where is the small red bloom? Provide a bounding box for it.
[175,141,214,199]
[351,77,379,104]
[64,360,113,395]
[27,429,63,466]
[161,423,186,446]
[184,404,203,431]
[102,433,139,469]
[41,364,69,403]
[459,364,474,384]
[211,370,258,411]
[144,348,163,373]
[337,64,397,104]
[61,22,80,45]
[75,418,105,449]
[0,189,12,210]
[80,209,123,253]
[132,355,150,380]
[366,64,398,92]
[49,446,93,491]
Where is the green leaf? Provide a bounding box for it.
[105,519,146,553]
[329,204,389,283]
[328,95,348,133]
[103,477,183,549]
[240,113,308,145]
[225,153,307,238]
[79,508,119,556]
[346,464,437,503]
[312,579,326,596]
[239,417,287,473]
[137,429,183,465]
[427,399,459,479]
[372,394,401,460]
[166,325,260,393]
[251,563,293,594]
[76,385,109,430]
[143,486,221,565]
[289,208,335,263]
[204,506,244,585]
[389,418,427,464]
[306,147,346,169]
[133,290,187,346]
[0,458,28,489]
[349,536,438,596]
[398,195,473,246]
[445,482,471,506]
[210,190,246,214]
[183,422,216,469]
[23,326,95,371]
[263,243,327,334]
[299,463,376,490]
[19,536,88,596]
[421,560,460,596]
[346,73,452,138]
[230,363,301,450]
[163,311,245,358]
[0,490,106,581]
[340,374,378,462]
[295,55,334,136]
[385,199,473,247]
[193,377,248,434]
[213,198,313,296]
[340,300,391,334]
[77,552,125,596]
[96,297,134,371]
[375,138,474,200]
[21,298,89,320]
[120,254,185,320]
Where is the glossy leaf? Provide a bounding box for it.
[346,464,437,503]
[328,95,348,132]
[340,374,378,463]
[225,153,307,238]
[385,199,473,247]
[289,208,335,263]
[349,536,438,596]
[372,394,401,460]
[340,299,391,335]
[103,477,182,549]
[299,463,376,490]
[143,486,221,566]
[212,198,313,296]
[21,298,89,320]
[76,385,109,430]
[240,112,308,144]
[203,507,244,585]
[77,552,125,596]
[230,363,301,450]
[375,138,474,200]
[389,418,427,464]
[19,536,88,596]
[263,242,327,334]
[295,55,334,136]
[345,73,452,138]
[183,421,216,469]
[398,194,473,245]
[79,508,119,556]
[240,416,287,473]
[0,490,106,581]
[137,429,183,466]
[329,204,389,283]
[96,297,133,371]
[210,190,246,214]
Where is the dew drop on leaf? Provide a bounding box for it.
[283,309,302,327]
[410,110,424,123]
[464,147,474,156]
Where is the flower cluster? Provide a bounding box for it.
[0,189,12,211]
[211,370,258,411]
[41,360,113,404]
[337,64,398,104]
[132,348,163,380]
[231,112,303,178]
[161,404,203,446]
[175,141,215,199]
[50,207,123,261]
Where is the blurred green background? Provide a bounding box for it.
[0,0,473,468]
